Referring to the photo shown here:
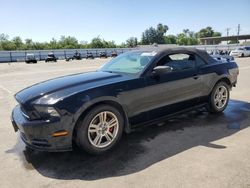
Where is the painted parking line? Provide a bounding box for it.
[239,66,250,70]
[0,84,12,94]
[0,66,100,78]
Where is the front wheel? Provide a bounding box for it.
[76,105,124,154]
[208,81,230,113]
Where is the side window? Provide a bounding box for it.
[195,55,206,67]
[156,53,195,72]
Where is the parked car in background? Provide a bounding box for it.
[230,46,250,57]
[99,51,107,58]
[25,53,37,64]
[11,47,239,154]
[45,52,57,62]
[86,52,94,59]
[111,51,118,58]
[66,51,82,61]
[211,54,234,62]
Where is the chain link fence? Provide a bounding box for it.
[0,44,241,63]
[0,48,134,63]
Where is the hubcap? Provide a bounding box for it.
[214,85,228,109]
[87,111,119,148]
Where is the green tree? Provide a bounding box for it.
[58,36,79,49]
[12,36,23,50]
[177,30,198,45]
[197,26,221,38]
[164,35,177,44]
[89,37,105,48]
[141,23,169,44]
[126,37,138,47]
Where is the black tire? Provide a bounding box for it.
[76,105,124,154]
[208,81,230,113]
[241,53,244,57]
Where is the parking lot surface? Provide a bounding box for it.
[0,58,250,188]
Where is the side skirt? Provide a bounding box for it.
[130,103,208,131]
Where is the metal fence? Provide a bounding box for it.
[0,48,135,63]
[0,44,241,63]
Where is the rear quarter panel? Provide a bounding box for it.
[199,61,238,97]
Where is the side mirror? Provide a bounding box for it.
[152,66,173,76]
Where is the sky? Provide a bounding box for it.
[1,0,250,44]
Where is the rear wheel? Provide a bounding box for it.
[76,105,124,154]
[208,81,230,113]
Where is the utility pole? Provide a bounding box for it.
[237,24,240,44]
[226,28,231,44]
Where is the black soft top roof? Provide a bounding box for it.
[137,47,216,64]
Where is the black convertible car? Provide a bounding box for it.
[11,47,239,154]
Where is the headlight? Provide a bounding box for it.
[34,106,60,118]
[229,68,239,76]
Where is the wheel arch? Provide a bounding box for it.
[72,99,131,146]
[215,77,232,88]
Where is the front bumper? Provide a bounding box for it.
[11,105,73,152]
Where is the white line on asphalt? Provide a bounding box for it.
[239,66,250,70]
[0,66,100,78]
[0,84,12,94]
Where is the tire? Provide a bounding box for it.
[76,105,124,154]
[241,53,244,57]
[208,81,230,113]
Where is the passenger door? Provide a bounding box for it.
[144,53,203,120]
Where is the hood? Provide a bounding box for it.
[15,71,123,104]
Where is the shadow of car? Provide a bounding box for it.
[6,99,250,180]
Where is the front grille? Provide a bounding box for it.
[31,139,50,147]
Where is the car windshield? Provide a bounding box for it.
[99,51,156,74]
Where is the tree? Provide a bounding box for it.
[177,30,198,45]
[141,23,169,44]
[0,33,9,41]
[58,36,79,49]
[49,38,60,49]
[196,26,221,38]
[24,38,34,49]
[12,36,23,50]
[157,23,169,36]
[126,37,138,47]
[213,32,221,37]
[164,35,177,44]
[89,37,105,48]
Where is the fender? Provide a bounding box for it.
[73,95,131,133]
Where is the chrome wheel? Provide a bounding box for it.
[214,85,228,109]
[87,111,119,148]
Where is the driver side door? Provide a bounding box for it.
[144,53,203,120]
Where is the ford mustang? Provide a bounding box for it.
[11,47,239,154]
